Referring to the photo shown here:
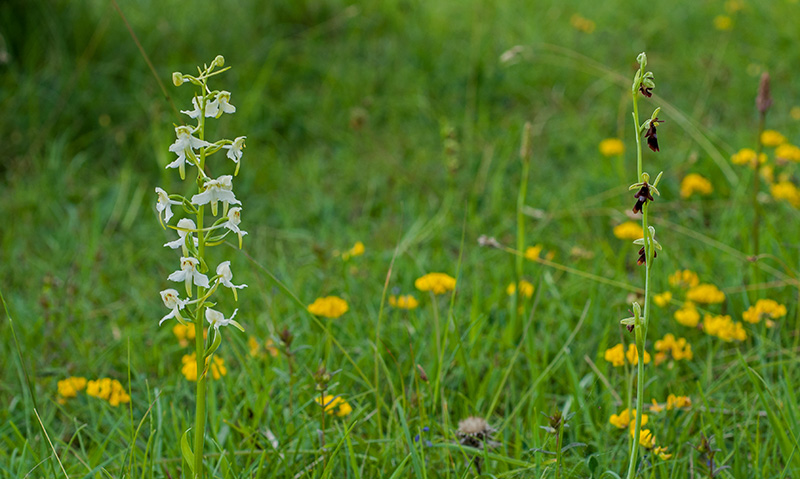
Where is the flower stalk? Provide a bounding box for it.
[157,56,248,479]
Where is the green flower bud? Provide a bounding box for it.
[637,52,647,68]
[172,72,183,87]
[213,55,225,68]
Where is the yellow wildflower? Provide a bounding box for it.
[792,106,800,120]
[665,394,692,410]
[668,269,699,289]
[680,173,713,199]
[761,130,787,147]
[725,0,743,13]
[57,376,87,403]
[649,399,665,413]
[771,181,800,207]
[315,394,353,417]
[599,138,625,157]
[654,333,693,364]
[181,353,227,381]
[506,280,535,298]
[415,273,456,295]
[703,314,747,342]
[776,144,800,162]
[341,241,365,260]
[173,323,208,348]
[713,15,733,31]
[609,408,648,430]
[674,302,700,327]
[636,429,656,448]
[389,294,419,310]
[653,292,672,307]
[86,378,130,407]
[686,284,725,304]
[248,336,279,358]
[653,446,672,460]
[604,344,625,367]
[569,14,596,33]
[613,221,643,241]
[626,344,651,365]
[524,244,544,261]
[731,148,767,167]
[743,299,786,325]
[308,296,349,318]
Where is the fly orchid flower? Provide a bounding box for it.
[223,207,248,248]
[159,289,188,325]
[167,125,212,180]
[168,256,210,297]
[222,136,246,175]
[216,261,247,301]
[155,187,181,227]
[164,218,199,256]
[191,175,240,216]
[205,307,244,331]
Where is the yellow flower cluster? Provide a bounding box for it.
[87,378,130,407]
[730,148,766,167]
[654,334,693,365]
[674,302,700,327]
[761,130,787,147]
[57,376,87,404]
[742,299,786,326]
[608,409,664,452]
[653,291,672,307]
[713,15,733,31]
[613,221,643,241]
[569,13,595,33]
[389,294,419,310]
[315,394,353,417]
[506,280,535,298]
[308,296,349,318]
[181,353,228,381]
[650,394,692,412]
[599,138,625,157]
[770,181,800,208]
[604,344,651,367]
[680,173,713,199]
[248,336,279,358]
[415,272,456,295]
[668,269,699,289]
[703,314,747,342]
[776,144,800,162]
[686,284,725,304]
[340,241,365,260]
[172,323,206,347]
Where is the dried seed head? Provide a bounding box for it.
[457,416,497,449]
[757,72,772,114]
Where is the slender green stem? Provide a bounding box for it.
[633,97,643,179]
[752,112,766,292]
[555,418,564,479]
[515,123,532,330]
[193,83,209,479]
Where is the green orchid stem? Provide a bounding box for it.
[192,83,210,479]
[625,84,652,479]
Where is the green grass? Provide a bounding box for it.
[2,0,800,477]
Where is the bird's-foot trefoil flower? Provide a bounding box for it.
[168,256,210,297]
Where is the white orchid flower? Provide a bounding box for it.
[191,175,241,216]
[222,136,246,175]
[167,125,212,179]
[205,307,244,331]
[168,256,210,297]
[159,289,187,325]
[180,96,205,119]
[215,91,236,115]
[164,218,199,255]
[223,207,248,248]
[155,187,181,227]
[216,261,247,300]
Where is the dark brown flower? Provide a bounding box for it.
[639,84,653,98]
[644,119,662,152]
[637,246,657,265]
[632,182,654,214]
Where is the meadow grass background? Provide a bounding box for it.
[2,0,800,477]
